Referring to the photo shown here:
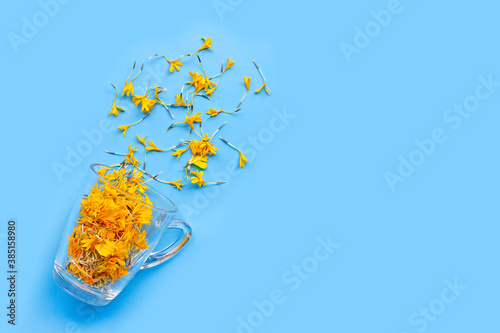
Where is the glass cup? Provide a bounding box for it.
[53,163,191,306]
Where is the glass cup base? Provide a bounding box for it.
[53,261,116,306]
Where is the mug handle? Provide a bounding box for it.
[141,219,192,269]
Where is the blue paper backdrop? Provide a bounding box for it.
[1,0,499,332]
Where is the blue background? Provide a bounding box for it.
[1,0,499,332]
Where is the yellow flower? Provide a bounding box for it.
[175,94,189,107]
[190,170,207,186]
[126,154,140,167]
[154,86,165,99]
[122,80,134,96]
[188,140,202,155]
[205,85,216,97]
[185,111,202,130]
[109,100,124,117]
[206,79,216,89]
[187,73,213,94]
[136,135,147,147]
[187,72,203,87]
[146,140,163,152]
[172,147,189,160]
[243,76,251,91]
[189,135,218,156]
[255,82,271,94]
[198,37,213,52]
[118,125,131,137]
[239,151,248,168]
[204,79,217,96]
[195,78,208,93]
[167,58,183,72]
[125,145,140,166]
[167,179,183,190]
[121,60,143,96]
[206,108,223,118]
[189,155,208,169]
[206,142,218,156]
[128,145,138,153]
[225,57,234,71]
[141,97,157,113]
[132,94,146,106]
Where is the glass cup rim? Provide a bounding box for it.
[90,163,178,213]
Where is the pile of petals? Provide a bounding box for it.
[106,37,270,189]
[67,167,152,287]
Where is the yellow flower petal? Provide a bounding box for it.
[118,125,130,137]
[244,77,251,91]
[225,57,234,71]
[198,37,213,52]
[239,152,248,168]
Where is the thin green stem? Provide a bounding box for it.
[131,113,150,126]
[144,171,163,184]
[219,136,241,153]
[210,122,226,141]
[205,181,227,185]
[223,109,241,114]
[165,121,188,133]
[159,143,185,152]
[149,54,167,61]
[132,165,171,185]
[191,127,202,139]
[125,60,136,82]
[253,60,271,93]
[143,77,152,95]
[253,60,266,82]
[235,90,248,110]
[157,97,174,118]
[209,62,225,80]
[188,90,197,106]
[109,82,118,101]
[105,151,126,156]
[131,60,144,81]
[197,55,210,81]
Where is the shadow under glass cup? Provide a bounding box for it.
[53,164,191,306]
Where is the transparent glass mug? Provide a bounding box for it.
[53,164,191,306]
